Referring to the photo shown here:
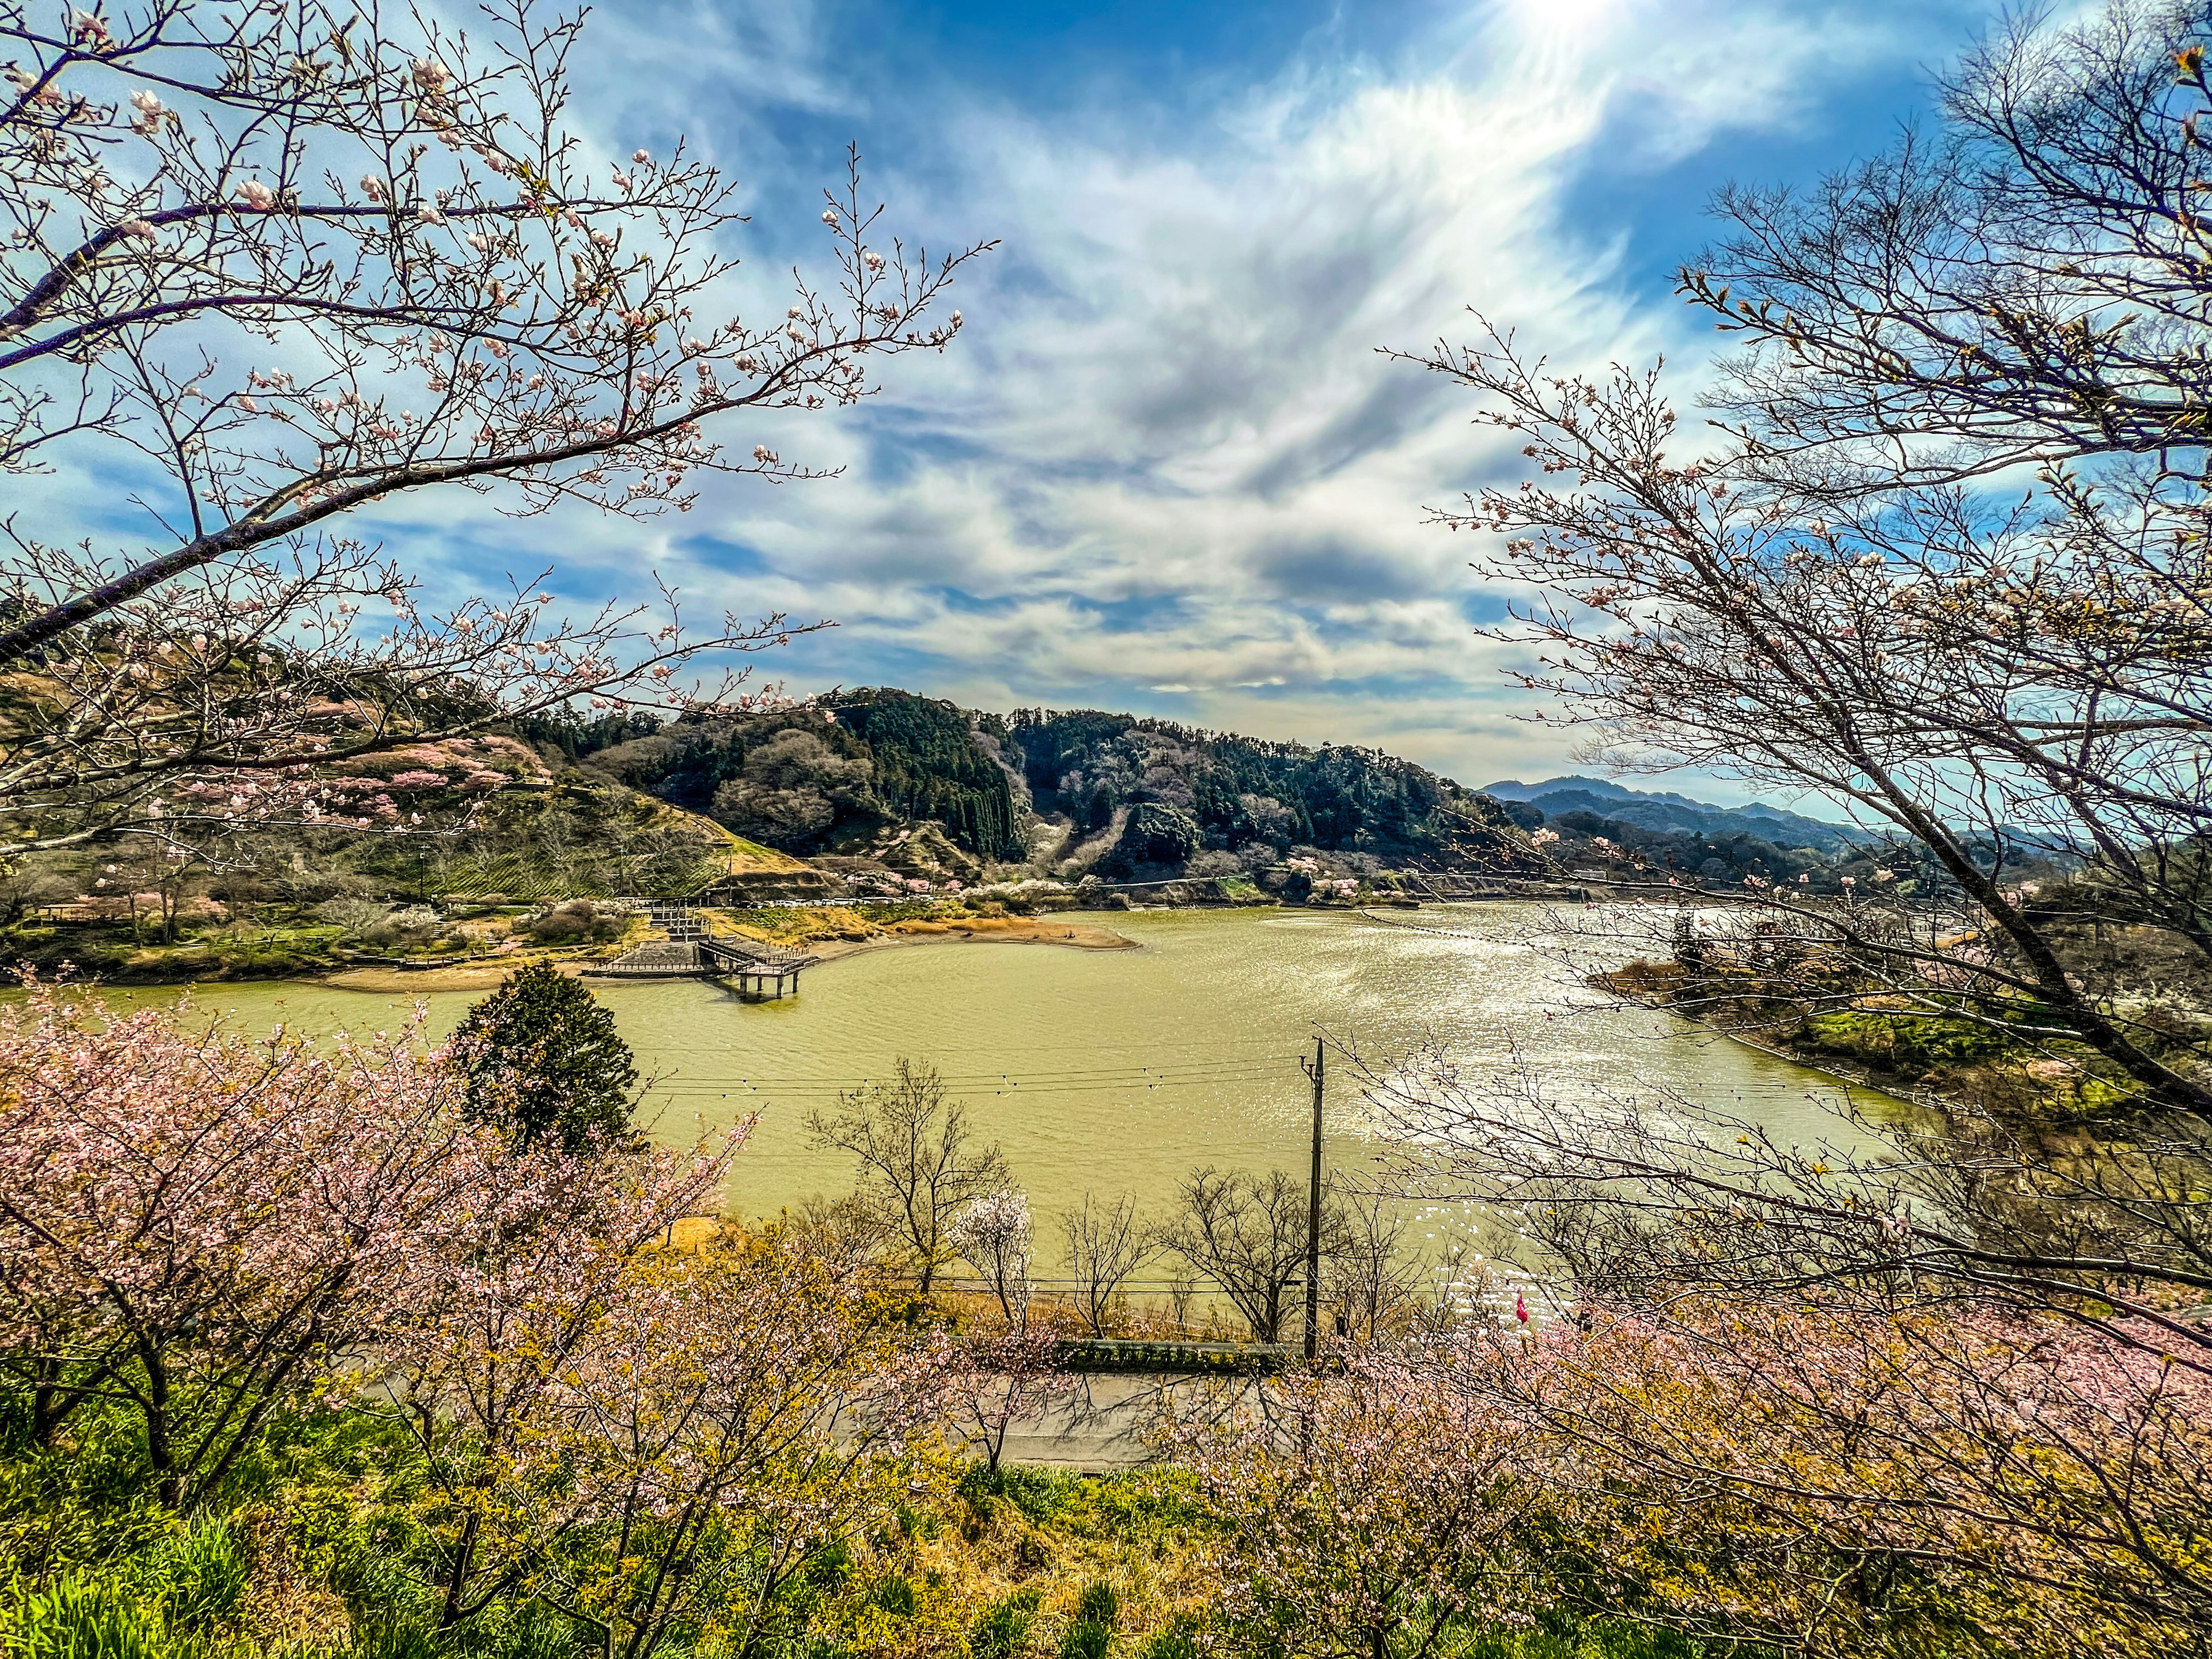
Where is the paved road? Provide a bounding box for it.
[982,1372,1277,1470]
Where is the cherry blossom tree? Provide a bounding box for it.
[1360,1042,2212,1653]
[930,1321,1074,1475]
[502,1226,934,1659]
[1397,0,2212,1119]
[1366,18,2212,1639]
[1516,1298,2212,1656]
[366,1116,731,1627]
[1375,0,2212,1517]
[951,1183,1034,1327]
[0,980,566,1509]
[1185,1328,1545,1659]
[0,0,989,851]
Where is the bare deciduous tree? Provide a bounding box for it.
[804,1058,1009,1294]
[1323,1182,1421,1343]
[1357,7,2212,1648]
[1059,1190,1154,1336]
[1,0,988,850]
[1396,3,2212,1118]
[1164,1166,1338,1344]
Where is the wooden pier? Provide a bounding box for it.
[586,902,818,999]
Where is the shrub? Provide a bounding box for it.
[365,905,441,945]
[347,1620,442,1659]
[0,1573,167,1659]
[968,1590,1040,1659]
[1073,1584,1118,1630]
[957,1464,1075,1525]
[869,1578,916,1619]
[523,900,618,944]
[315,897,392,937]
[804,1539,854,1590]
[140,1517,247,1630]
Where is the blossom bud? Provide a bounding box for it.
[821,208,839,225]
[632,148,652,164]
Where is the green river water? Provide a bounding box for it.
[89,904,1891,1243]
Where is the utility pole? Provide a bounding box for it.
[1301,1036,1325,1364]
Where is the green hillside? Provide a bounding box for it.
[1004,706,1519,867]
[579,690,1022,861]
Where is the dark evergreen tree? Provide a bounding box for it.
[450,962,638,1150]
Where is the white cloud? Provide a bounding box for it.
[36,0,1968,791]
[592,0,1949,783]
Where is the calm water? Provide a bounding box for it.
[89,904,1891,1228]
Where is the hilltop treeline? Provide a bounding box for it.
[552,694,1523,874]
[1003,707,1519,867]
[579,690,1024,859]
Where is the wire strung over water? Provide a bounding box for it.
[649,1054,1303,1102]
[1352,908,1509,941]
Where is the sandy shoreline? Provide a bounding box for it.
[313,914,1137,993]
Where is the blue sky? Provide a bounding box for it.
[98,0,2010,794]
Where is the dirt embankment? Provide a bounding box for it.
[314,911,1135,991]
[805,914,1136,963]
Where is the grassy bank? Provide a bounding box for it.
[0,898,1139,988]
[0,1383,1718,1659]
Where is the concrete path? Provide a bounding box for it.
[984,1372,1276,1470]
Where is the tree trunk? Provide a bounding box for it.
[440,1507,482,1630]
[140,1342,178,1510]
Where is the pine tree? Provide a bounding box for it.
[451,963,638,1151]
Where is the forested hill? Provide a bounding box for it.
[574,689,1025,862]
[1001,707,1516,870]
[565,691,1518,873]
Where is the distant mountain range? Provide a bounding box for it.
[1480,775,1873,857]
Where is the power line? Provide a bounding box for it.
[656,1058,1298,1086]
[653,1069,1291,1090]
[652,1077,1292,1101]
[641,1033,1317,1062]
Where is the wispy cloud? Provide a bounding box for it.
[54,0,1987,787]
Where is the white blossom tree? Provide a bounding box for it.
[951,1182,1033,1327]
[1,0,989,851]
